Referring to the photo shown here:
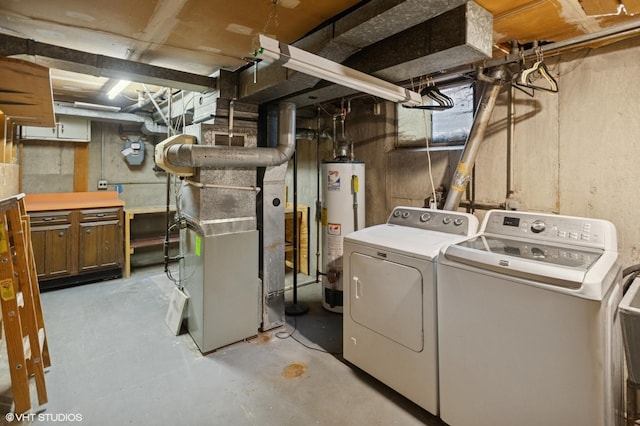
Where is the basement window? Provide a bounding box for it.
[396,82,474,150]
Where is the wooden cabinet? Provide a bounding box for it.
[78,208,123,272]
[21,116,91,141]
[29,205,123,289]
[29,210,74,280]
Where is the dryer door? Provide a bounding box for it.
[349,252,423,352]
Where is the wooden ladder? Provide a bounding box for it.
[0,193,50,414]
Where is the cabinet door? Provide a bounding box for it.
[78,222,101,272]
[30,228,47,280]
[22,117,90,141]
[22,125,57,139]
[100,221,122,268]
[78,221,122,271]
[46,225,73,278]
[31,224,73,279]
[57,117,90,141]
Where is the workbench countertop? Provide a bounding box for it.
[25,191,125,211]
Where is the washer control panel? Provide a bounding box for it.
[387,207,477,236]
[483,210,615,249]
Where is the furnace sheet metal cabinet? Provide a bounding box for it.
[181,226,259,353]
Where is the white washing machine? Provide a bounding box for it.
[343,206,478,415]
[437,210,623,426]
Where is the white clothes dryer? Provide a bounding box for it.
[437,210,623,426]
[343,206,478,415]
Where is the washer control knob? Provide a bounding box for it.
[401,211,410,219]
[443,216,452,225]
[420,213,431,222]
[531,220,546,233]
[453,218,464,226]
[393,210,401,217]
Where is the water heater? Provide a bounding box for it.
[321,160,365,313]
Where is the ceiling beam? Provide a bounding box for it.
[0,34,216,93]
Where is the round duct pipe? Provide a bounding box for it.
[164,102,296,168]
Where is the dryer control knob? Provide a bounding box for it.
[453,218,464,226]
[531,220,546,233]
[393,210,401,217]
[402,211,410,219]
[420,213,431,222]
[443,216,452,225]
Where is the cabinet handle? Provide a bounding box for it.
[96,213,106,217]
[58,231,65,237]
[43,217,54,221]
[86,229,91,234]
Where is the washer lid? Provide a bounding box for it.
[444,235,604,290]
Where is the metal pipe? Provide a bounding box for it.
[506,84,515,199]
[292,149,299,302]
[296,128,316,140]
[315,108,321,283]
[165,102,296,168]
[443,66,507,211]
[184,179,261,192]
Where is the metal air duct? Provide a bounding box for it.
[161,103,295,169]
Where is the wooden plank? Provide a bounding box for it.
[0,58,54,127]
[285,203,310,275]
[623,0,640,13]
[130,236,179,249]
[0,211,30,414]
[5,117,13,164]
[9,207,47,405]
[0,113,5,164]
[579,0,619,15]
[24,191,124,211]
[73,143,89,192]
[19,198,50,368]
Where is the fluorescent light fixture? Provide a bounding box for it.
[107,80,131,100]
[73,101,121,112]
[254,35,421,106]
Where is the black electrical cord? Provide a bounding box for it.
[275,317,342,355]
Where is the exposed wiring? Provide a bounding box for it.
[275,317,343,355]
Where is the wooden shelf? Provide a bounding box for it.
[285,203,309,275]
[129,235,179,250]
[124,206,177,278]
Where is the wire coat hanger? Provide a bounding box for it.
[513,45,558,94]
[403,79,454,110]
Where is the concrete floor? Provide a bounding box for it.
[1,265,445,425]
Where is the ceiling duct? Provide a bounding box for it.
[156,102,296,170]
[54,102,168,135]
[282,1,493,108]
[238,0,470,104]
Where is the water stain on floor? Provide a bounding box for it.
[282,362,306,378]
